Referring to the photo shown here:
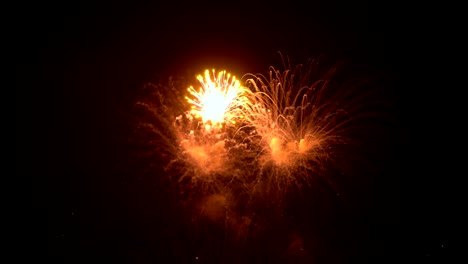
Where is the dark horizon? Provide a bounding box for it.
[21,1,454,263]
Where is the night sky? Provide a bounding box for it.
[21,1,455,263]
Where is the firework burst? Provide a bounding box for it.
[235,61,340,198]
[185,69,251,130]
[174,69,251,180]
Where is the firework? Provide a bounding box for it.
[130,56,385,241]
[174,69,251,179]
[231,62,332,198]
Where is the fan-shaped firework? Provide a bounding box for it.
[240,60,348,198]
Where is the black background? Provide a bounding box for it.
[20,1,456,263]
